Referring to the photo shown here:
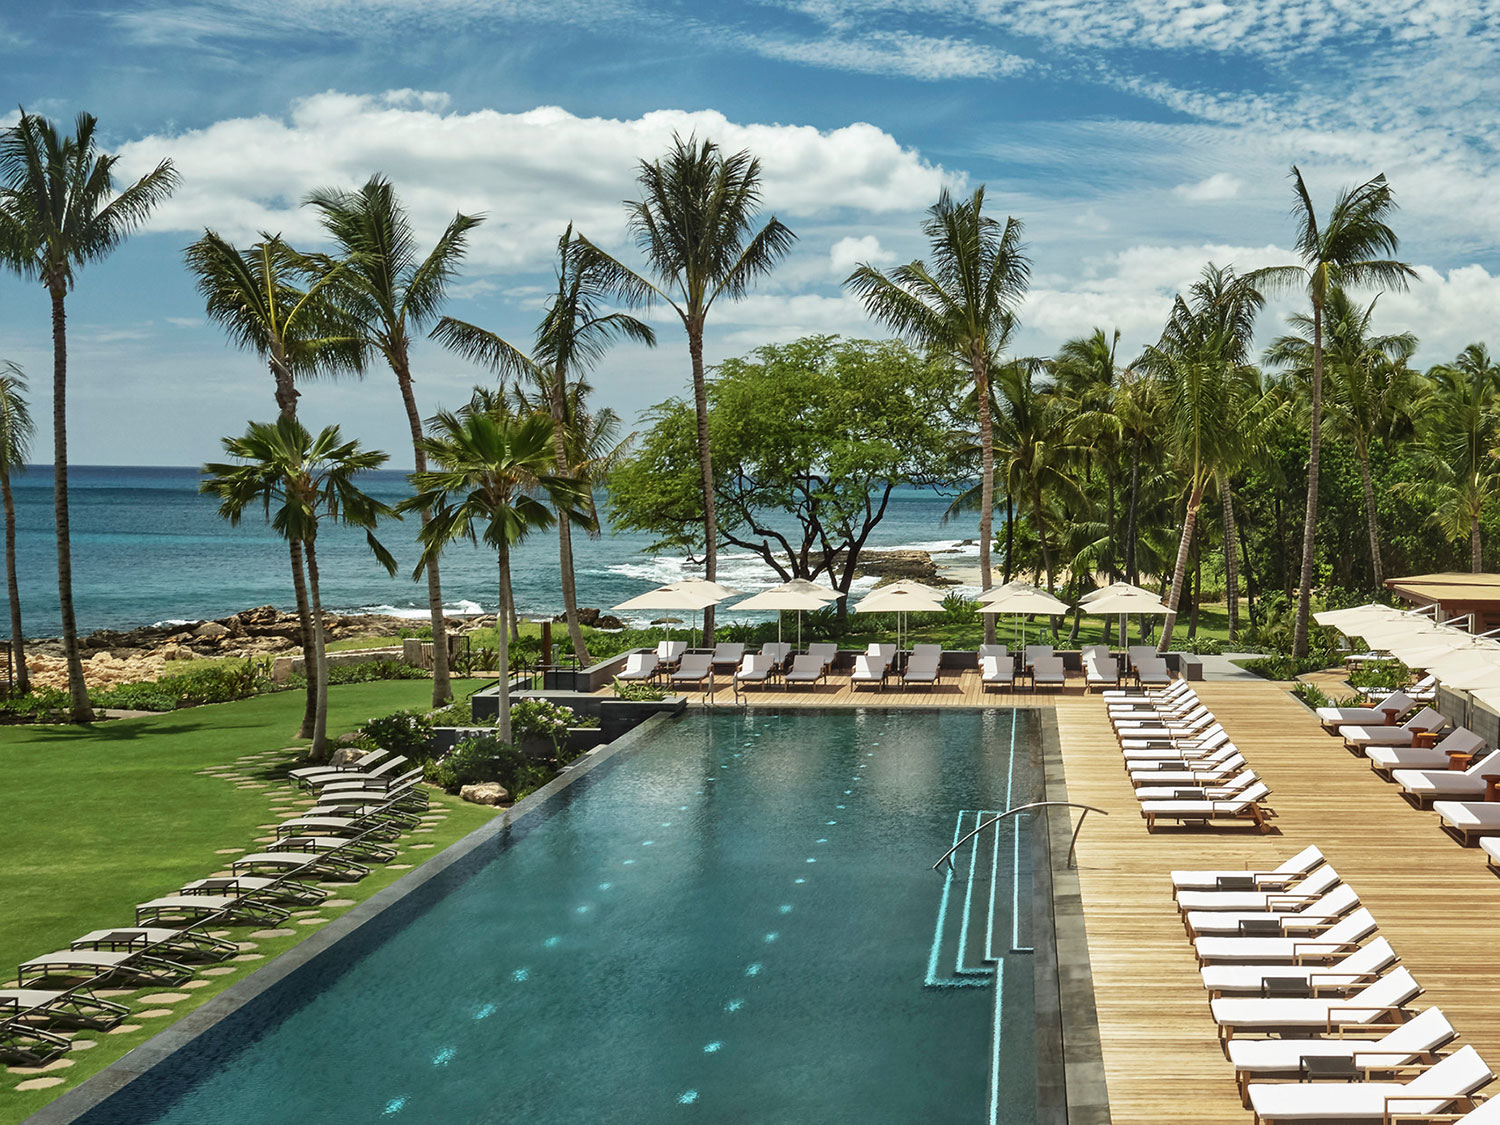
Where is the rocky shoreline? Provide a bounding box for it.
[16,547,959,690]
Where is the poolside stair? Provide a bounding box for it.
[925,809,1034,990]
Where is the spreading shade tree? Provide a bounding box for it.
[0,110,178,721]
[406,410,585,743]
[0,362,32,692]
[202,419,398,758]
[432,225,655,664]
[305,174,484,706]
[846,187,1030,643]
[185,231,365,738]
[578,134,795,639]
[1250,168,1416,657]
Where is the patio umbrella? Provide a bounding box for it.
[777,577,842,603]
[1313,604,1408,631]
[730,586,830,648]
[648,616,685,644]
[1076,581,1169,648]
[855,583,944,652]
[613,581,738,647]
[977,582,1070,647]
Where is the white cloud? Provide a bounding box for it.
[115,94,955,273]
[828,235,894,275]
[1173,172,1242,202]
[746,30,1029,81]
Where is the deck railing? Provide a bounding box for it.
[932,801,1108,874]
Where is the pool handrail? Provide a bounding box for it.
[932,801,1109,874]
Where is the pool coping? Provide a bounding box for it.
[23,711,681,1125]
[1035,708,1112,1124]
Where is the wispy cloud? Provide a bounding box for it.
[1174,173,1241,202]
[745,29,1028,81]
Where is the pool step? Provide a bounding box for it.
[925,809,1034,989]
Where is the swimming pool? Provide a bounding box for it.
[74,708,1044,1124]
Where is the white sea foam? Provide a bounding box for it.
[347,599,487,620]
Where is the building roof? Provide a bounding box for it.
[1385,572,1500,604]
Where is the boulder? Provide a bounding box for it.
[460,781,509,806]
[330,746,367,766]
[193,621,231,639]
[563,608,626,630]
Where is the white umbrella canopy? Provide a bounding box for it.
[664,578,743,602]
[777,577,841,602]
[730,587,831,647]
[1079,589,1170,615]
[613,580,740,647]
[978,583,1070,615]
[1313,604,1409,631]
[1423,644,1500,687]
[855,583,944,652]
[1078,581,1162,608]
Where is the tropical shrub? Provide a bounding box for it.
[942,593,979,624]
[328,659,428,685]
[0,686,72,721]
[612,678,668,701]
[360,709,436,759]
[1291,682,1330,709]
[426,732,552,799]
[1238,654,1341,680]
[510,697,578,747]
[89,659,272,712]
[1347,659,1410,691]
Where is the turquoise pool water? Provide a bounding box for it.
[79,708,1042,1124]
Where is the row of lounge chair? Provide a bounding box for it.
[1169,844,1497,1121]
[1108,679,1273,833]
[1,746,424,1066]
[1313,690,1500,871]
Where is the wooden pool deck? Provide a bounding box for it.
[666,669,1500,1120]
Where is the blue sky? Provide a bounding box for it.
[3,0,1499,465]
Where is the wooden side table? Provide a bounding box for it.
[1448,751,1477,772]
[1412,731,1440,749]
[1484,774,1500,802]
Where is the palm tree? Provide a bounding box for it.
[1142,264,1278,651]
[202,419,397,758]
[846,187,1029,643]
[1266,287,1418,588]
[1401,345,1500,571]
[406,410,584,743]
[304,175,483,707]
[0,362,32,693]
[184,231,364,738]
[431,226,654,663]
[0,111,178,721]
[1055,328,1124,581]
[1250,168,1416,656]
[579,135,795,639]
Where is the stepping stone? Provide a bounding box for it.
[235,941,259,952]
[253,836,275,843]
[232,953,265,962]
[212,870,233,878]
[70,1039,96,1051]
[325,898,355,908]
[5,1058,73,1075]
[410,843,434,850]
[136,1008,174,1018]
[106,1024,143,1035]
[139,993,189,1005]
[200,967,236,977]
[207,930,231,938]
[296,918,328,926]
[291,909,321,917]
[14,1077,65,1090]
[181,981,211,990]
[293,800,316,807]
[214,848,244,855]
[388,864,413,870]
[256,824,278,830]
[242,782,269,789]
[250,928,295,939]
[95,989,136,999]
[413,828,434,834]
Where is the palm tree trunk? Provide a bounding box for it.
[1187,546,1201,640]
[975,354,996,645]
[1220,477,1240,642]
[1158,480,1204,652]
[1472,517,1483,573]
[272,352,318,739]
[1292,302,1324,658]
[49,289,91,722]
[303,538,329,760]
[688,320,718,639]
[1,465,28,693]
[550,365,590,665]
[1355,439,1383,589]
[1125,441,1141,584]
[496,546,512,743]
[1002,494,1015,584]
[1031,480,1055,591]
[392,356,452,706]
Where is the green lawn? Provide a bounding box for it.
[0,681,496,1120]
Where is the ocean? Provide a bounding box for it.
[3,467,980,638]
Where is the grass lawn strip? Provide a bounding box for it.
[0,682,495,1122]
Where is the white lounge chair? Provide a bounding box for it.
[866,643,897,670]
[276,815,401,842]
[1368,728,1485,775]
[805,643,838,671]
[0,987,128,1030]
[1135,656,1171,686]
[69,926,237,962]
[289,748,390,783]
[1212,965,1422,1043]
[1194,907,1377,965]
[1183,881,1358,940]
[616,651,660,683]
[760,642,791,671]
[1031,654,1066,689]
[1358,672,1436,703]
[294,753,410,790]
[1121,726,1228,758]
[1131,753,1247,789]
[849,654,886,690]
[1225,1005,1454,1105]
[1392,747,1500,806]
[1247,1042,1491,1124]
[269,835,396,862]
[1142,782,1273,834]
[656,640,686,669]
[709,642,744,671]
[1316,689,1415,731]
[1483,837,1500,875]
[1200,936,1397,998]
[135,894,288,926]
[1104,679,1194,706]
[783,654,828,688]
[1025,644,1054,666]
[670,652,715,689]
[18,949,191,988]
[178,875,326,906]
[1435,800,1500,845]
[1171,845,1325,893]
[902,644,942,687]
[1175,859,1337,914]
[318,766,424,795]
[733,654,775,698]
[232,850,369,881]
[1340,707,1448,752]
[979,645,1014,692]
[1134,770,1259,804]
